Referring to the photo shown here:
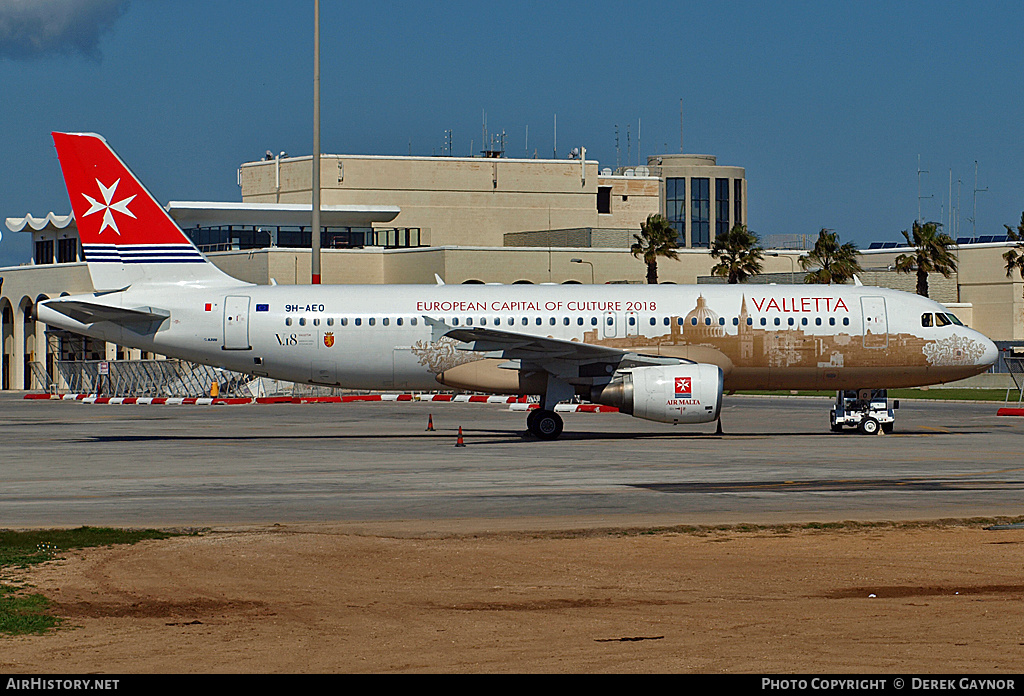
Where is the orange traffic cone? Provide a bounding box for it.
[426,414,435,431]
[455,426,466,447]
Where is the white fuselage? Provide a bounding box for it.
[39,282,998,393]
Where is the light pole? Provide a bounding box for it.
[570,258,595,284]
[766,252,796,284]
[311,0,321,284]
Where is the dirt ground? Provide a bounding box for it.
[2,520,1023,673]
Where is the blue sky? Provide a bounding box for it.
[2,0,1022,267]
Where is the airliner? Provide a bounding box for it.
[37,132,998,439]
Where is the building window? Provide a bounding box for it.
[665,177,685,245]
[597,186,612,214]
[715,178,730,240]
[691,177,710,248]
[34,239,54,265]
[57,238,79,263]
[734,179,743,226]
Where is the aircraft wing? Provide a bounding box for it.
[423,316,686,382]
[42,299,170,327]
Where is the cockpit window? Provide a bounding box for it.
[945,313,964,326]
[934,313,952,327]
[921,313,933,327]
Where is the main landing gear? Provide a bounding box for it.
[526,408,563,440]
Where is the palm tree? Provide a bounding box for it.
[631,214,680,284]
[799,228,863,284]
[1004,212,1024,297]
[710,223,764,284]
[893,221,958,297]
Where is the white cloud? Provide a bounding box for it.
[0,0,130,61]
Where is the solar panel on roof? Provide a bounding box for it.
[882,242,898,249]
[868,242,884,249]
[957,237,973,245]
[978,236,995,243]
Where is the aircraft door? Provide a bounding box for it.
[601,312,619,339]
[625,311,639,337]
[311,360,337,385]
[223,296,251,350]
[861,296,888,349]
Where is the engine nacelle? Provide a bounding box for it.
[591,363,724,424]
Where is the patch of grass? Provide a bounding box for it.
[0,586,62,635]
[735,388,1009,401]
[888,388,1009,401]
[0,526,179,636]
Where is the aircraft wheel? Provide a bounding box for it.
[526,408,540,433]
[858,417,880,435]
[529,409,563,440]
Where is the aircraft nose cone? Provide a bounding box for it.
[978,334,998,367]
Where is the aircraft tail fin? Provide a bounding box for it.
[52,132,245,290]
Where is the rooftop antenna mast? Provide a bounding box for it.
[956,177,963,239]
[971,160,988,239]
[679,98,684,153]
[626,123,630,168]
[615,124,620,169]
[916,155,932,223]
[553,114,557,159]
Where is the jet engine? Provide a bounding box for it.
[591,363,724,424]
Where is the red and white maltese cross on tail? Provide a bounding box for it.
[81,178,136,235]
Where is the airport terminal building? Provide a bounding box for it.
[2,148,1021,392]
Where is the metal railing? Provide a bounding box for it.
[50,359,252,398]
[1005,357,1024,403]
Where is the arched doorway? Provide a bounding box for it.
[1,299,13,391]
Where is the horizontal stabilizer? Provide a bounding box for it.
[44,299,170,326]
